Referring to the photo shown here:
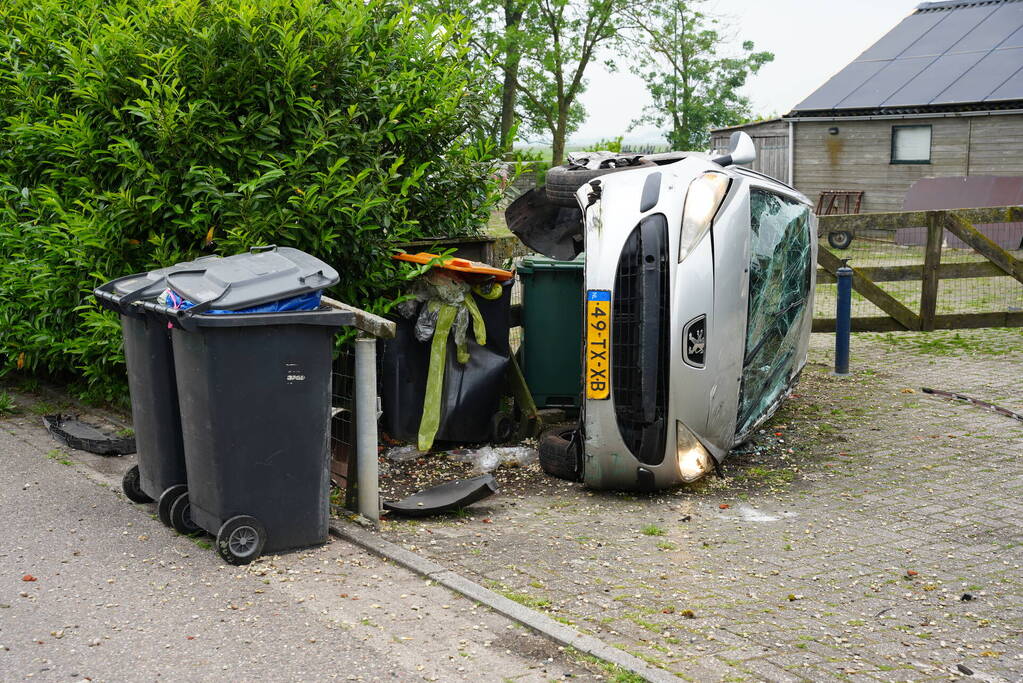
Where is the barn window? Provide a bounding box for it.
[891,125,931,164]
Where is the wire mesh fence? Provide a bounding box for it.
[330,344,356,508]
[814,223,1023,323]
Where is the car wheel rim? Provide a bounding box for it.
[228,526,258,557]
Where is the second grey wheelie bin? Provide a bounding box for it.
[94,258,217,529]
[147,247,353,565]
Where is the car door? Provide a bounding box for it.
[735,187,814,439]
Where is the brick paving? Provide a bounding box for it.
[379,329,1023,681]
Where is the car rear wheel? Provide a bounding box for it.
[538,425,582,481]
[544,160,655,207]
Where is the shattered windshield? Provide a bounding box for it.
[736,189,812,437]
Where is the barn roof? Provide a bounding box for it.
[789,0,1023,117]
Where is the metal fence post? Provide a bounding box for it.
[835,259,852,376]
[354,335,379,524]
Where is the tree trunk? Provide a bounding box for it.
[499,45,521,151]
[551,107,569,166]
[499,2,525,152]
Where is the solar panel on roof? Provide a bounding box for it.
[836,57,932,109]
[932,47,1023,103]
[988,62,1023,101]
[899,4,994,57]
[883,52,981,106]
[790,0,1023,113]
[947,2,1023,52]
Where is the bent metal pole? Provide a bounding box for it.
[355,335,380,524]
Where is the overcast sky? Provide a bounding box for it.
[567,0,923,144]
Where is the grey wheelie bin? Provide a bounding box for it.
[145,246,353,565]
[94,258,217,529]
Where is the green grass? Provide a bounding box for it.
[46,449,72,466]
[656,541,677,550]
[29,400,59,415]
[0,392,17,416]
[865,328,1023,356]
[641,524,666,536]
[499,590,551,610]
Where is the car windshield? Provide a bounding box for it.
[736,188,812,437]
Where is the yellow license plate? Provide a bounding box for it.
[585,290,611,399]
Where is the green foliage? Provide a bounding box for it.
[625,0,773,149]
[0,392,17,416]
[0,0,503,401]
[584,136,623,153]
[517,0,625,164]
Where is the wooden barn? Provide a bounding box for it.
[712,0,1023,213]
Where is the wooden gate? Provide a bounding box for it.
[814,206,1023,332]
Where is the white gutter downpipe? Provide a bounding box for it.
[787,119,794,187]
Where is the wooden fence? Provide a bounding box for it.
[814,206,1023,332]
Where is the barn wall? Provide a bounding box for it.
[710,119,790,182]
[792,114,1023,213]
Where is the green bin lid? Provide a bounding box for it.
[518,253,585,273]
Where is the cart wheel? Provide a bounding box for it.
[157,484,188,528]
[122,465,152,504]
[490,413,515,444]
[828,230,853,249]
[169,492,202,535]
[216,515,266,566]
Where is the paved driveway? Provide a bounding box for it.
[379,330,1023,681]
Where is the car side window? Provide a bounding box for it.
[736,189,812,438]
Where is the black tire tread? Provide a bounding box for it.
[538,425,582,481]
[544,160,655,207]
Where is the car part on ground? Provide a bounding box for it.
[538,425,582,482]
[42,415,136,456]
[504,189,584,260]
[922,387,1023,422]
[382,474,498,517]
[545,156,656,208]
[828,230,853,249]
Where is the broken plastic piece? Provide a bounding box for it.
[383,445,425,462]
[382,474,498,517]
[42,415,136,456]
[392,252,513,282]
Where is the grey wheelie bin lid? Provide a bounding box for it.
[162,246,339,315]
[94,256,220,315]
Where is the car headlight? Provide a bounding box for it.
[679,172,729,262]
[676,420,713,482]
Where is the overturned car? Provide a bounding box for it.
[508,134,817,490]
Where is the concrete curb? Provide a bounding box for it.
[329,521,677,683]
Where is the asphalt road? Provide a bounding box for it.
[0,415,597,682]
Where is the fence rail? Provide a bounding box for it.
[814,206,1023,332]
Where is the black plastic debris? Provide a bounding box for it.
[383,474,498,517]
[42,415,136,456]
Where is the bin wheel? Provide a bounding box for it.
[828,230,853,249]
[490,413,515,444]
[122,465,152,504]
[216,515,266,566]
[157,485,188,528]
[169,492,202,535]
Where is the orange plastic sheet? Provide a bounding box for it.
[392,252,514,282]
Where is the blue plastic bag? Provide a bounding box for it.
[161,289,322,315]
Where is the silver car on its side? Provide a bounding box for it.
[573,135,817,490]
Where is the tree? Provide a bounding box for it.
[625,0,773,150]
[517,0,623,165]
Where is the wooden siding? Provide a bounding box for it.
[710,118,790,182]
[792,114,1023,213]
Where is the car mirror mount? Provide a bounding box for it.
[711,131,756,167]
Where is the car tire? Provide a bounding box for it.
[544,160,655,207]
[828,230,853,249]
[538,425,582,481]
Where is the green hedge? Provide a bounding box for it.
[0,0,501,402]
